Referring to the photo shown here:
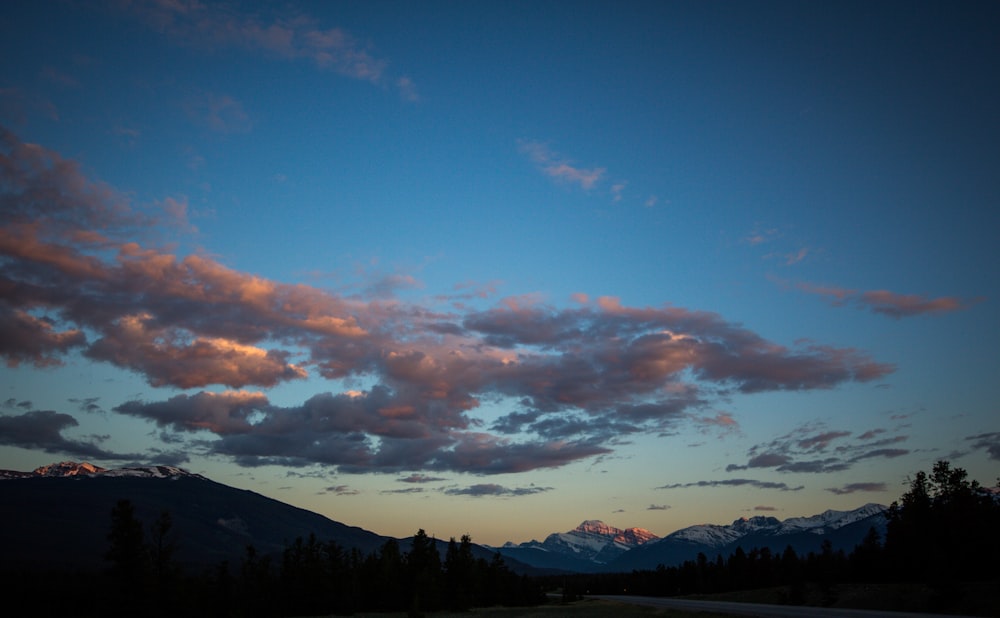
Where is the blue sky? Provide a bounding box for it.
[1,0,997,545]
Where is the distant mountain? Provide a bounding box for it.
[0,461,546,576]
[495,520,659,573]
[0,461,389,572]
[493,504,888,573]
[607,504,888,572]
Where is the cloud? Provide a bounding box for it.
[115,390,270,434]
[518,140,605,190]
[0,128,897,476]
[729,422,910,474]
[754,505,778,511]
[656,479,804,491]
[744,226,780,246]
[966,432,1000,461]
[782,247,809,265]
[443,483,553,497]
[692,411,740,435]
[793,281,971,319]
[647,504,670,510]
[184,93,252,133]
[858,290,970,319]
[0,305,86,367]
[826,482,887,495]
[611,182,626,202]
[398,473,447,484]
[0,409,138,460]
[116,0,407,91]
[396,76,420,102]
[87,316,307,389]
[324,485,360,496]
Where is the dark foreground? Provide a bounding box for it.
[596,595,976,618]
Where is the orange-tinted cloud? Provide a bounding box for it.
[1,127,898,475]
[794,280,971,319]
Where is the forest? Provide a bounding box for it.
[6,460,998,617]
[559,460,1000,614]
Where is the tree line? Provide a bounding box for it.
[10,498,542,617]
[556,460,999,612]
[99,503,543,617]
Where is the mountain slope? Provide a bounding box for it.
[0,462,389,571]
[607,504,888,572]
[496,520,659,572]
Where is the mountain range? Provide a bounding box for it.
[1,461,887,575]
[493,503,888,573]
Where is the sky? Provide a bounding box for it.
[1,0,998,547]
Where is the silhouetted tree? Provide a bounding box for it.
[444,535,476,610]
[886,460,1000,584]
[105,499,150,614]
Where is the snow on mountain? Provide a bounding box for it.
[0,461,206,481]
[32,461,106,476]
[667,515,782,548]
[499,504,890,573]
[501,520,659,564]
[660,505,888,547]
[102,465,207,480]
[775,503,887,534]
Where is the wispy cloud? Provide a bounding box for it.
[183,92,252,133]
[116,0,416,100]
[0,128,895,475]
[398,473,447,484]
[647,504,670,510]
[611,182,626,202]
[518,140,605,190]
[443,483,553,497]
[726,422,910,474]
[324,485,360,496]
[792,280,972,319]
[965,432,1000,461]
[656,479,805,491]
[825,482,887,495]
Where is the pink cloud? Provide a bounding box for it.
[859,290,966,319]
[0,306,85,368]
[793,279,971,319]
[0,128,899,475]
[518,140,605,190]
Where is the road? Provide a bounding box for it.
[591,595,971,618]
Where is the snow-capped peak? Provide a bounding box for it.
[32,461,106,476]
[103,465,206,480]
[1,461,206,481]
[574,520,621,536]
[502,519,659,564]
[776,503,887,534]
